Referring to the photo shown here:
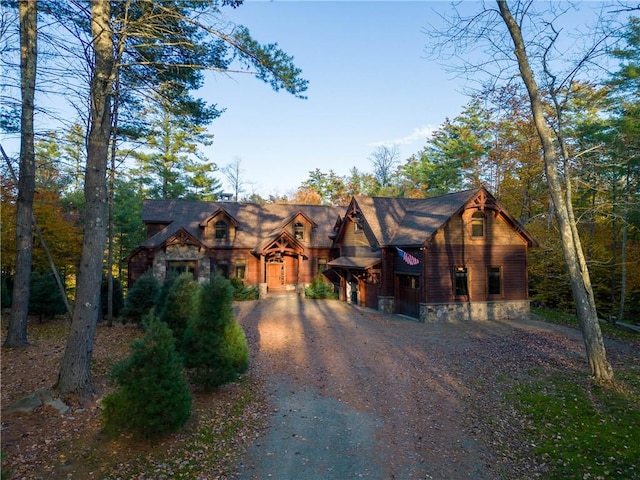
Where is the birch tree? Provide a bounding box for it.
[426,1,623,381]
[496,0,613,381]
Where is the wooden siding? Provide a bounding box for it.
[341,217,379,249]
[147,223,169,238]
[364,280,379,308]
[431,210,528,247]
[424,244,528,303]
[380,249,395,297]
[127,249,153,287]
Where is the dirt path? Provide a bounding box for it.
[229,296,622,480]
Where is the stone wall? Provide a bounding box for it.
[419,300,531,323]
[378,296,395,314]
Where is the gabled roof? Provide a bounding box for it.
[198,207,240,227]
[349,189,480,247]
[348,187,537,247]
[141,199,344,250]
[256,230,305,256]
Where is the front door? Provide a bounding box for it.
[267,262,285,290]
[398,274,420,318]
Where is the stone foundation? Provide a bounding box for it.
[378,296,395,314]
[419,300,531,323]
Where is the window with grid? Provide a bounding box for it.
[454,267,469,296]
[215,220,228,239]
[471,211,485,238]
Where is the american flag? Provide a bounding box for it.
[396,247,420,266]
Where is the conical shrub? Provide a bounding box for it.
[183,273,249,390]
[158,273,200,351]
[121,270,159,324]
[101,315,192,439]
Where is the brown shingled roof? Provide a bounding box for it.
[352,188,481,247]
[141,200,344,250]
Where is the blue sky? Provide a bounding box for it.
[202,1,471,197]
[0,1,619,199]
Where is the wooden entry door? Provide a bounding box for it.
[397,275,420,318]
[267,262,285,290]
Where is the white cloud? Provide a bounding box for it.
[370,125,437,148]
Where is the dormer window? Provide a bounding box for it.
[354,216,363,233]
[215,220,228,239]
[294,222,304,240]
[471,211,485,238]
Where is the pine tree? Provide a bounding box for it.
[183,273,249,390]
[121,270,159,324]
[29,271,66,321]
[158,273,200,350]
[101,315,192,439]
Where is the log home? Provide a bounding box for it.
[329,187,538,321]
[127,186,537,321]
[127,200,344,297]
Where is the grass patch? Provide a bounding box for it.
[509,369,640,479]
[532,307,640,346]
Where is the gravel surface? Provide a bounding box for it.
[230,296,637,480]
[3,298,636,479]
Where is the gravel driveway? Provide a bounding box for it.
[230,296,631,480]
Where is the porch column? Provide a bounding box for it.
[259,254,266,282]
[258,254,267,299]
[295,254,305,295]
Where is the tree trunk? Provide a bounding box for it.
[57,0,114,396]
[5,0,37,348]
[497,0,613,382]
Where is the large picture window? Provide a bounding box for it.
[168,260,197,279]
[454,266,469,296]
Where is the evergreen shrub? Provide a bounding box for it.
[183,273,249,390]
[154,270,178,317]
[101,315,192,439]
[158,273,200,350]
[29,271,66,320]
[305,274,337,299]
[230,277,259,301]
[121,270,159,324]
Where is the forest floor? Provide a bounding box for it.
[2,298,639,479]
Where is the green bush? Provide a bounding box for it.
[230,277,259,301]
[101,315,192,439]
[121,270,159,324]
[183,273,249,390]
[305,274,337,299]
[154,270,178,317]
[158,273,200,350]
[29,271,67,320]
